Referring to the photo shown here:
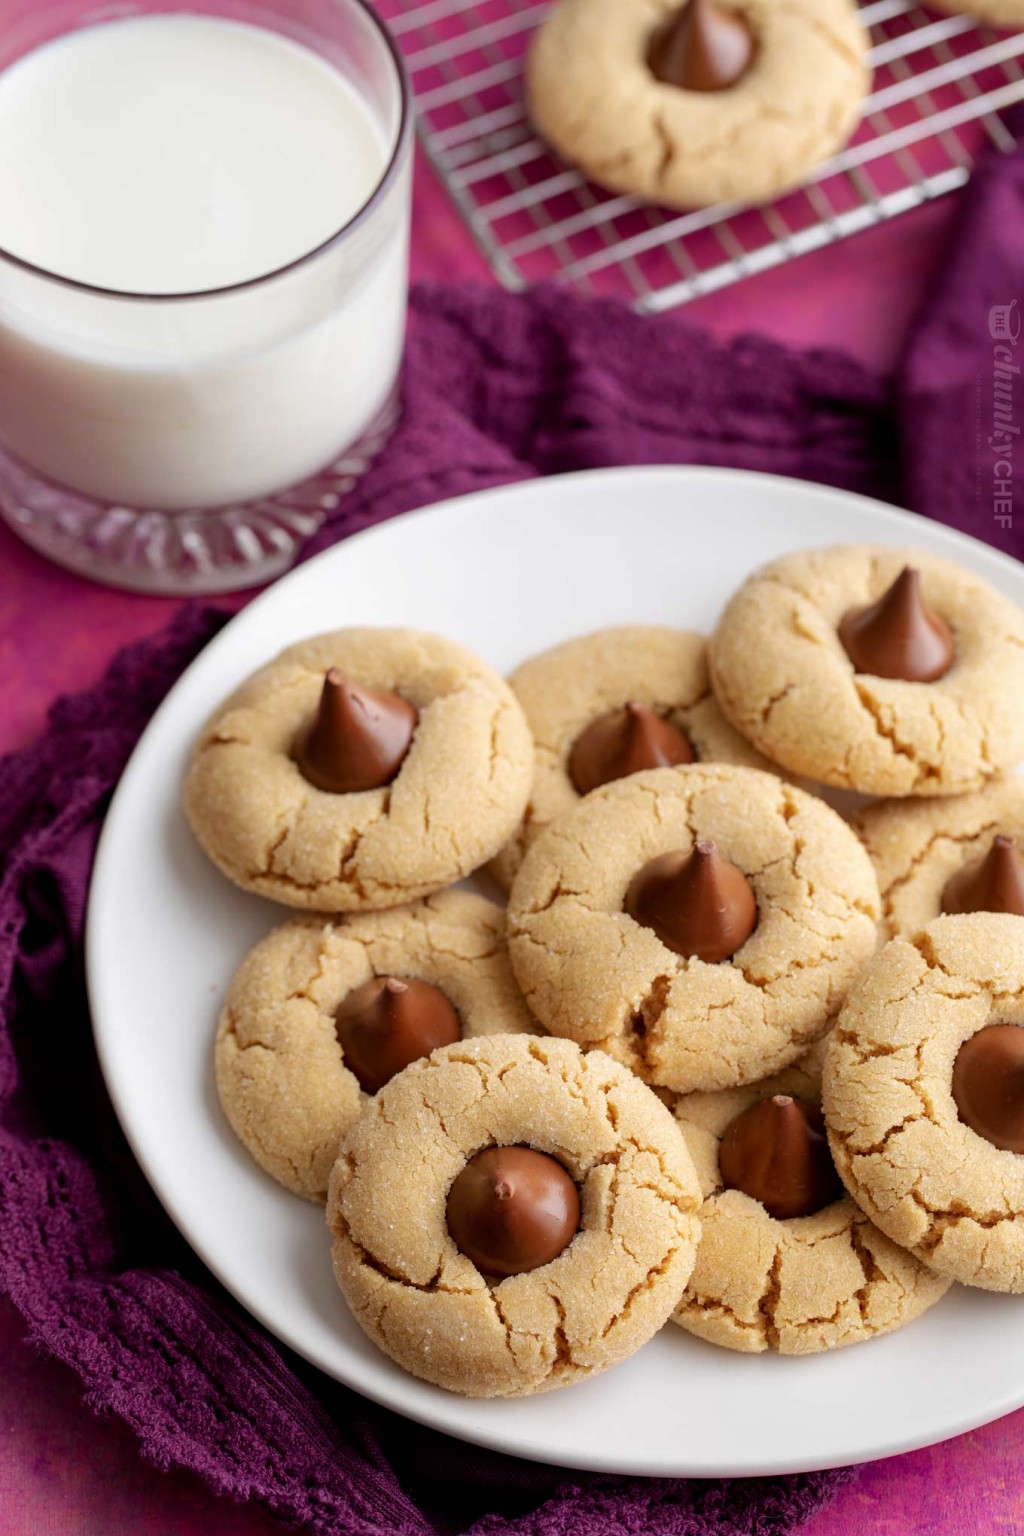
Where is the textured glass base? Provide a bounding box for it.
[0,393,400,595]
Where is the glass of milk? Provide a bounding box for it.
[0,0,412,593]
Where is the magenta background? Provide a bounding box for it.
[1,149,1020,1535]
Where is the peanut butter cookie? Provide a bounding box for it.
[824,913,1024,1292]
[710,547,1024,797]
[672,1040,950,1353]
[184,628,533,911]
[326,1033,702,1397]
[507,763,880,1093]
[526,0,870,210]
[491,625,772,890]
[216,891,538,1202]
[856,777,1024,938]
[930,0,1024,24]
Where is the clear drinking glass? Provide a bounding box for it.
[0,0,412,594]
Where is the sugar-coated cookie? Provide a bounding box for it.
[216,891,538,1202]
[326,1034,702,1397]
[507,763,880,1094]
[491,625,773,890]
[824,914,1024,1292]
[526,0,870,210]
[855,777,1024,938]
[710,547,1024,797]
[184,628,533,911]
[672,1039,950,1353]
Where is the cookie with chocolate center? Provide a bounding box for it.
[327,1034,702,1396]
[672,1039,950,1353]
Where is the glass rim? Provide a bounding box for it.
[0,0,413,304]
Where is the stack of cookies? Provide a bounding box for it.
[184,543,1024,1399]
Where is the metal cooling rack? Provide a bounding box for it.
[375,0,1024,308]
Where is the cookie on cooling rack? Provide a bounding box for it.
[526,0,870,209]
[927,0,1024,25]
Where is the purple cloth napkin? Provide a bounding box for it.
[900,115,1024,556]
[2,119,1023,1536]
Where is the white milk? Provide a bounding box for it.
[0,15,409,509]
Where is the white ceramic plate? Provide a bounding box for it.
[88,467,1024,1479]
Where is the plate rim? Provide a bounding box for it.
[86,464,1024,1478]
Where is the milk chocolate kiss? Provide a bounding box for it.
[838,567,954,683]
[952,1026,1024,1153]
[719,1095,843,1219]
[648,0,755,92]
[335,976,460,1094]
[942,835,1024,918]
[296,669,417,793]
[446,1146,580,1278]
[625,839,757,962]
[568,702,694,796]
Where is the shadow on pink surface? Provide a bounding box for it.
[0,1301,283,1536]
[0,1296,1020,1536]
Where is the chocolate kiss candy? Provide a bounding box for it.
[838,566,954,683]
[446,1146,580,1278]
[568,701,694,796]
[942,835,1024,918]
[648,0,755,92]
[335,976,460,1094]
[719,1095,843,1219]
[952,1025,1024,1153]
[625,838,757,962]
[296,669,417,793]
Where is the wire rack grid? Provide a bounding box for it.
[374,0,1024,309]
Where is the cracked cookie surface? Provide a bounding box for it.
[672,1039,950,1353]
[506,763,879,1093]
[824,913,1024,1292]
[710,546,1024,797]
[856,777,1024,938]
[490,625,774,890]
[184,628,534,911]
[326,1033,702,1397]
[216,891,538,1202]
[526,0,869,210]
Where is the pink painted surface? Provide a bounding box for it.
[0,148,1013,1536]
